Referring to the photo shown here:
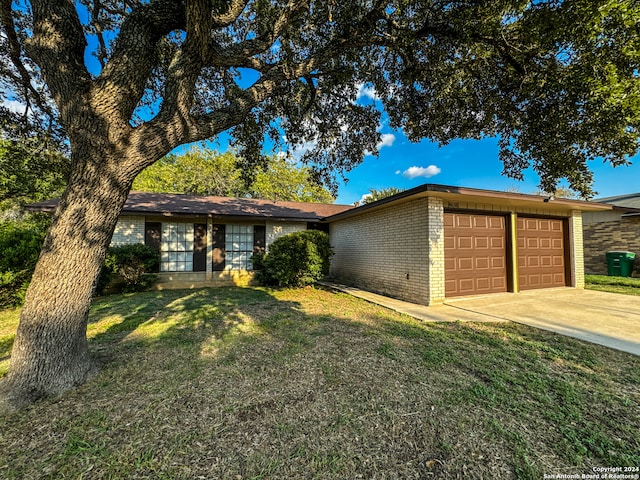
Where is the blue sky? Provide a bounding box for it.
[326,85,640,205]
[331,133,640,205]
[217,75,640,206]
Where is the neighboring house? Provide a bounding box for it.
[325,184,610,305]
[27,192,352,288]
[28,184,611,303]
[582,193,640,275]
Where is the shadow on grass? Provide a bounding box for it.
[88,287,306,363]
[2,287,638,480]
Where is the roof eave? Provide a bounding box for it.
[325,183,612,222]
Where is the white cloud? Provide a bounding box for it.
[2,98,27,115]
[377,133,395,149]
[402,165,442,179]
[395,170,401,175]
[359,193,372,204]
[287,139,317,160]
[356,83,380,101]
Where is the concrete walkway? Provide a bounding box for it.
[321,282,640,356]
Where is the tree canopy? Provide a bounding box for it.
[361,187,407,205]
[2,0,638,197]
[0,139,68,205]
[132,146,335,202]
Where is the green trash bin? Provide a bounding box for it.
[606,251,636,277]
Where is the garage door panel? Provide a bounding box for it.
[458,257,474,270]
[491,237,504,248]
[444,215,455,227]
[492,257,504,268]
[525,219,538,229]
[475,257,489,269]
[540,256,552,267]
[458,237,473,249]
[445,212,507,297]
[473,216,488,228]
[444,258,456,271]
[457,216,472,228]
[489,217,503,229]
[459,279,475,293]
[517,217,566,291]
[475,237,488,248]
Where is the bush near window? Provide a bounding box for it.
[0,215,50,307]
[96,244,160,294]
[255,230,333,287]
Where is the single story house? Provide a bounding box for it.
[27,192,353,288]
[28,184,611,303]
[582,193,640,275]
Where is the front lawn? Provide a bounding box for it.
[1,287,638,479]
[586,274,640,296]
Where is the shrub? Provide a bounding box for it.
[256,230,333,287]
[96,244,160,294]
[0,215,50,307]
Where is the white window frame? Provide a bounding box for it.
[225,224,254,270]
[160,222,194,272]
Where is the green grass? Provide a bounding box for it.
[0,286,639,479]
[586,274,640,296]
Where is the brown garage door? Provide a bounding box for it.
[517,217,566,290]
[444,213,508,297]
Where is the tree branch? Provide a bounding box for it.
[89,0,108,68]
[93,0,186,123]
[216,0,310,65]
[0,0,50,119]
[211,0,249,28]
[26,0,91,125]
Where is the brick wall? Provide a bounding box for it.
[329,198,431,305]
[111,215,145,246]
[583,217,640,275]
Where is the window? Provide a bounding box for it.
[225,224,254,270]
[160,222,194,272]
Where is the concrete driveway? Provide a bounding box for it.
[444,288,640,356]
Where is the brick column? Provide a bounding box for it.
[569,210,585,288]
[427,197,445,304]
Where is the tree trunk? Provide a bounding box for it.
[0,156,132,410]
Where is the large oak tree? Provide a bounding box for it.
[132,146,336,202]
[0,0,638,408]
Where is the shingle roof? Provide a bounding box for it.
[595,193,640,209]
[26,192,354,222]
